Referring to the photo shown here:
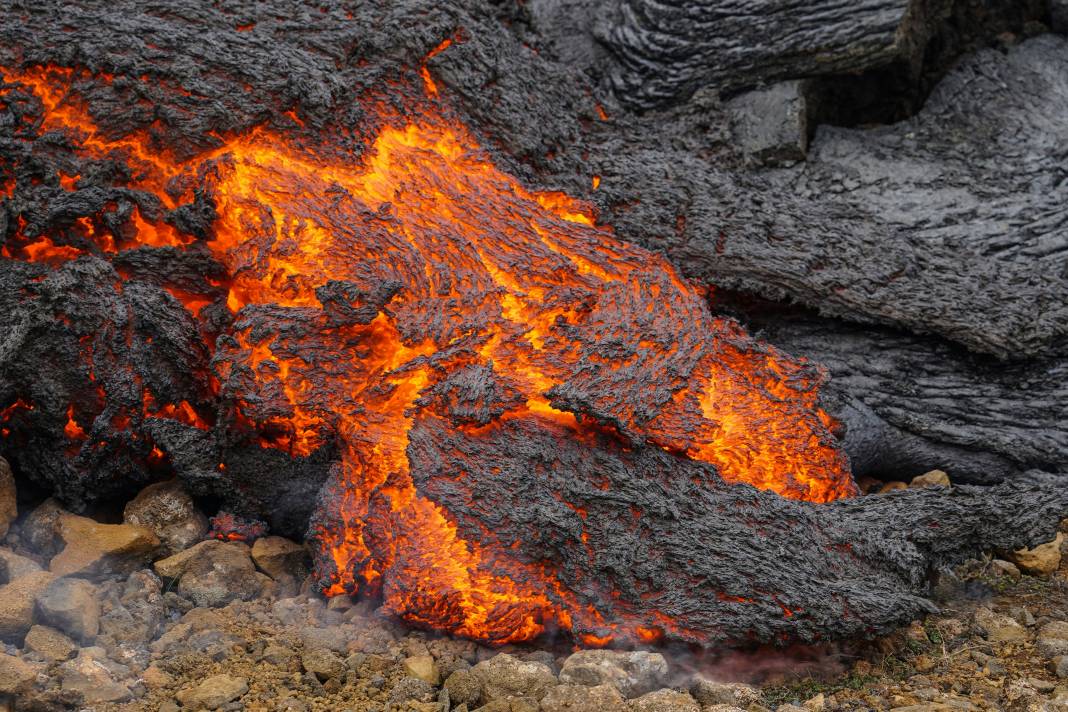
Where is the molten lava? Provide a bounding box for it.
[1,63,856,645]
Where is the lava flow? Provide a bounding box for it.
[1,63,855,645]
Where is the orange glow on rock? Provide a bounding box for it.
[2,63,858,646]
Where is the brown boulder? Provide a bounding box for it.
[35,577,100,642]
[0,548,42,584]
[23,625,77,661]
[0,651,40,695]
[0,571,56,642]
[21,498,66,559]
[1010,533,1064,576]
[123,480,208,555]
[909,470,951,488]
[251,536,307,581]
[173,541,266,607]
[49,513,159,580]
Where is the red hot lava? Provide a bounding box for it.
[0,62,856,645]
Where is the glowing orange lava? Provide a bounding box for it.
[1,64,856,645]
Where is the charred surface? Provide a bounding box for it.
[0,0,1065,651]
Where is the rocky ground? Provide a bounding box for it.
[0,458,1065,712]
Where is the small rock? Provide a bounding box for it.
[990,559,1021,579]
[803,693,825,711]
[49,513,159,580]
[142,664,174,688]
[35,576,99,642]
[1010,606,1036,627]
[974,607,1029,643]
[0,651,40,694]
[471,653,558,702]
[23,624,76,661]
[404,654,441,685]
[473,698,539,712]
[21,498,66,559]
[123,479,209,555]
[627,689,700,712]
[1054,655,1068,679]
[726,80,814,166]
[387,676,437,705]
[445,668,483,707]
[301,647,345,681]
[877,481,907,494]
[261,642,297,667]
[251,536,307,581]
[541,683,627,712]
[909,470,950,488]
[0,570,56,642]
[1010,533,1064,575]
[0,548,42,584]
[59,647,132,703]
[1037,621,1068,658]
[559,649,667,698]
[0,457,15,540]
[175,673,248,710]
[175,541,266,607]
[691,677,762,707]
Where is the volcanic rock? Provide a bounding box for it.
[123,479,209,555]
[470,653,558,702]
[0,652,40,695]
[387,676,437,705]
[726,80,813,166]
[49,513,160,580]
[154,539,221,579]
[0,548,42,583]
[0,457,15,540]
[1037,622,1068,658]
[404,654,441,685]
[98,569,166,644]
[35,576,100,642]
[250,535,307,581]
[301,647,345,681]
[541,683,627,712]
[175,673,248,710]
[559,650,668,698]
[1010,533,1064,575]
[445,668,483,707]
[690,678,763,707]
[173,541,266,607]
[23,624,76,661]
[627,689,700,712]
[0,571,55,642]
[910,470,951,489]
[975,607,1029,643]
[58,647,132,704]
[21,499,66,559]
[990,559,1022,579]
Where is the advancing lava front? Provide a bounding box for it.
[0,8,1064,651]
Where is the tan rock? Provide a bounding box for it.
[49,513,159,580]
[0,457,15,540]
[1010,533,1064,575]
[0,548,42,584]
[176,674,248,710]
[142,664,174,689]
[23,624,77,661]
[35,576,100,642]
[251,536,307,581]
[909,470,950,488]
[123,479,208,555]
[627,689,700,712]
[471,653,558,702]
[404,654,441,685]
[541,684,627,712]
[0,570,56,642]
[878,481,907,494]
[690,678,761,707]
[154,539,222,579]
[990,559,1021,579]
[0,651,40,694]
[974,607,1029,643]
